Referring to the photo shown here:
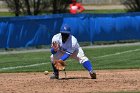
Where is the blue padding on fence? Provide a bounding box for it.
[90,13,140,42]
[0,15,63,48]
[0,12,140,48]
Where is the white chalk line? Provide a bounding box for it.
[0,48,140,71]
[94,48,140,59]
[0,58,47,64]
[0,63,49,71]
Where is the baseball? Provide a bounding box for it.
[44,71,49,75]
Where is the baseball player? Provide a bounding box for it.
[50,24,96,79]
[69,0,85,14]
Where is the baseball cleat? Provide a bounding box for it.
[89,71,96,79]
[50,74,59,79]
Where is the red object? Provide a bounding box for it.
[72,0,76,2]
[70,2,85,14]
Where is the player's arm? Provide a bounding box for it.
[50,41,60,54]
[50,47,57,54]
[50,35,60,54]
[60,51,71,61]
[60,36,78,61]
[60,42,77,61]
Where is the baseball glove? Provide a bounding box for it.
[54,60,66,71]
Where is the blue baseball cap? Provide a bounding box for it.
[60,24,71,34]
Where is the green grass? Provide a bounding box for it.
[0,44,140,73]
[0,12,14,17]
[85,45,140,70]
[83,9,127,14]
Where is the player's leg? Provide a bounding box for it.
[82,60,96,79]
[71,47,96,79]
[50,54,59,79]
[50,51,63,79]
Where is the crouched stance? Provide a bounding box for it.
[50,24,96,79]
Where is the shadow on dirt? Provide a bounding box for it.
[58,77,91,80]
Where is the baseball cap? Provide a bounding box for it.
[60,24,71,34]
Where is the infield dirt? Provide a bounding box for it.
[0,69,140,93]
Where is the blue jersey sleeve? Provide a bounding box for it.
[50,48,57,54]
[60,52,70,61]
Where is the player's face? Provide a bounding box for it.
[61,33,70,43]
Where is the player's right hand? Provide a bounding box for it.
[51,41,59,52]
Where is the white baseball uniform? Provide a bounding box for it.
[50,33,89,64]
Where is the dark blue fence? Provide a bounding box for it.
[0,13,140,48]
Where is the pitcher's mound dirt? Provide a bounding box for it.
[0,69,140,93]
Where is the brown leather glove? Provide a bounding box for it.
[54,60,66,71]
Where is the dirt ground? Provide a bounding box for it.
[0,69,140,93]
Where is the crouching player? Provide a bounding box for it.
[50,24,96,79]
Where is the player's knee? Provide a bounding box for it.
[79,56,89,64]
[50,55,54,62]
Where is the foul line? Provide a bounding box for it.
[0,48,140,71]
[94,48,140,59]
[0,63,49,71]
